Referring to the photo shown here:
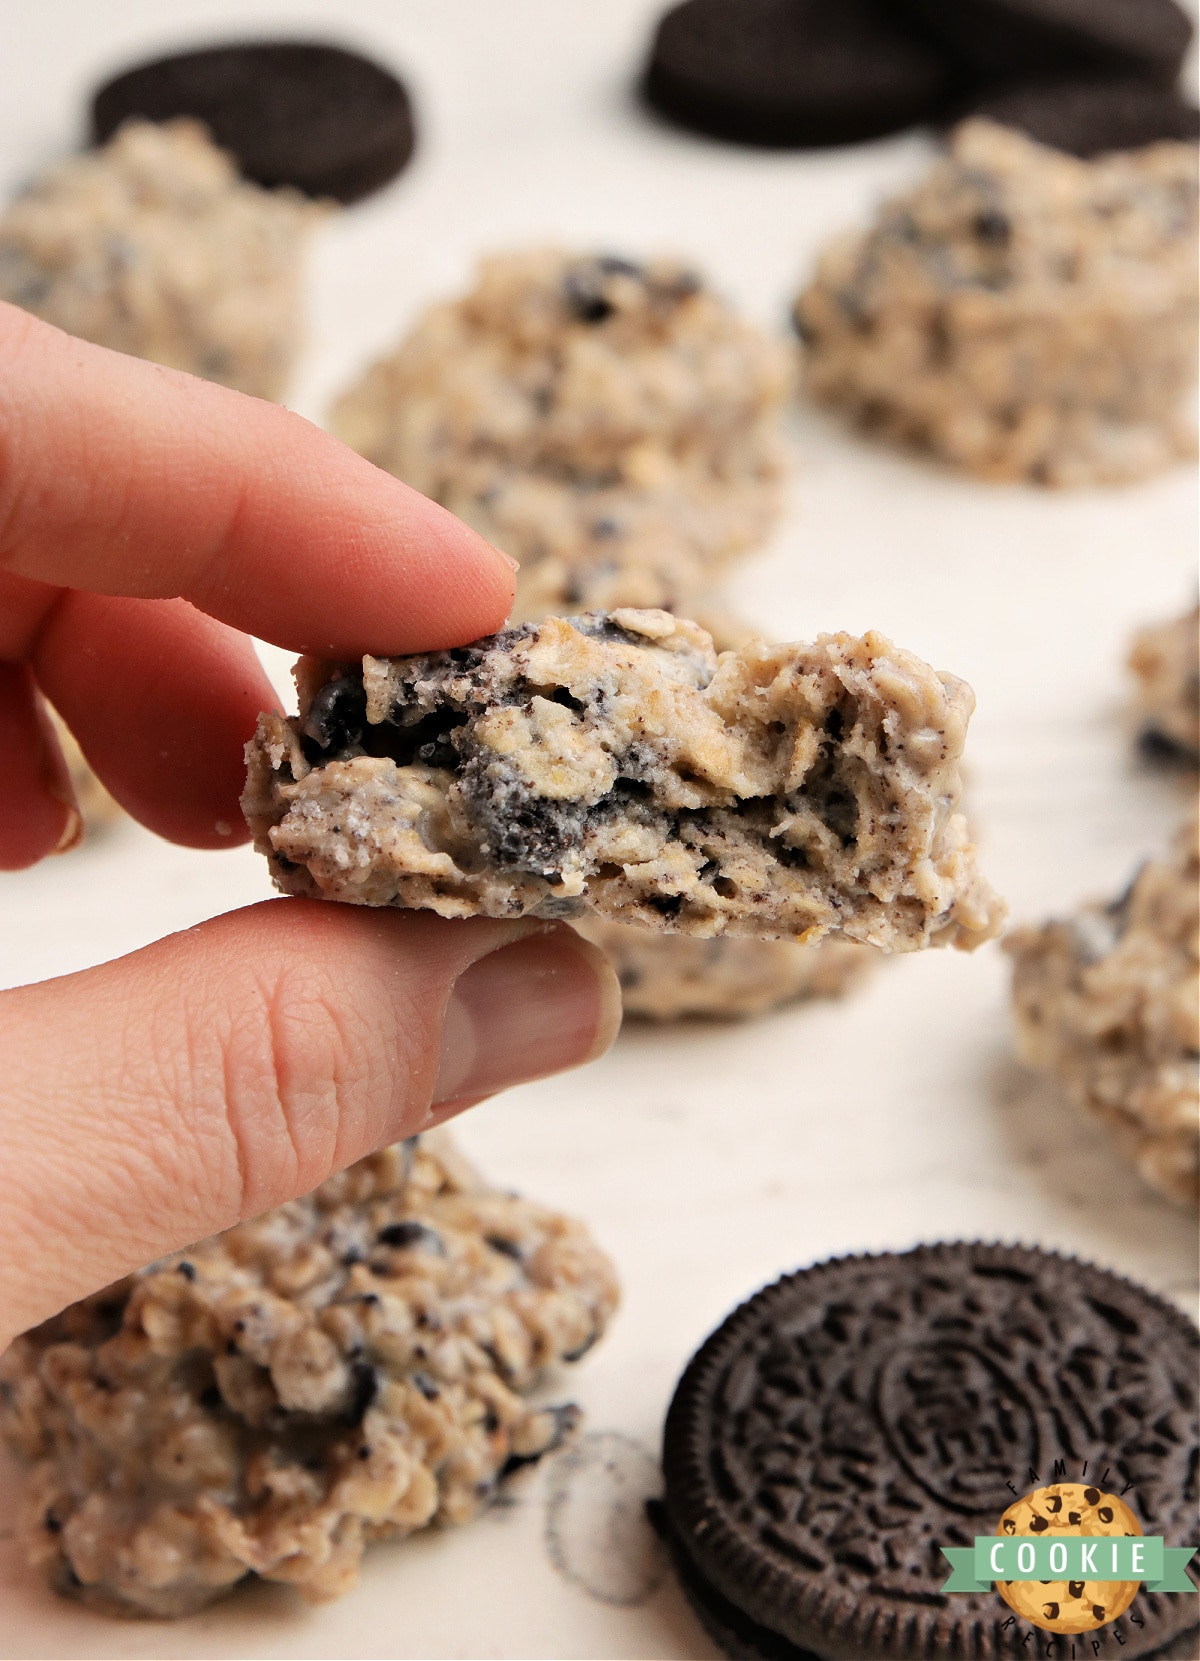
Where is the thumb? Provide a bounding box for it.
[0,899,620,1348]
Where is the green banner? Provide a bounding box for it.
[941,1539,1197,1595]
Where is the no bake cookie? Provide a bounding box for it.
[0,1132,618,1617]
[0,120,313,400]
[1129,604,1200,766]
[243,609,1004,953]
[1006,818,1200,1207]
[330,249,791,616]
[529,605,872,1020]
[573,916,873,1020]
[794,119,1198,485]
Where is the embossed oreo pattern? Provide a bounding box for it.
[662,1244,1199,1659]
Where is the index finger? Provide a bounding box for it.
[0,304,516,658]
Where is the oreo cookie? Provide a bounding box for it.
[893,0,1193,86]
[662,1244,1199,1659]
[964,78,1200,157]
[642,0,954,149]
[92,41,414,203]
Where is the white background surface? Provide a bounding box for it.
[0,3,1197,1656]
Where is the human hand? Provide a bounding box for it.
[0,304,621,1350]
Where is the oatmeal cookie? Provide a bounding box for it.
[573,916,873,1019]
[1129,604,1199,766]
[0,1132,618,1618]
[518,602,866,1019]
[508,538,752,672]
[499,484,715,625]
[0,120,314,400]
[794,119,1198,485]
[242,609,1004,953]
[330,249,792,608]
[1006,818,1200,1206]
[557,606,875,1020]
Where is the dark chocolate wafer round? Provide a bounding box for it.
[964,77,1200,157]
[665,1524,1200,1661]
[662,1520,817,1660]
[893,0,1193,85]
[92,41,415,203]
[662,1243,1199,1660]
[642,0,954,149]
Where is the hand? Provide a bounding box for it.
[0,305,621,1351]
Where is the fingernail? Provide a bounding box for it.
[37,705,84,855]
[433,928,621,1107]
[52,805,84,855]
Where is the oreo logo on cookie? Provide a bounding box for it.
[877,1342,1040,1514]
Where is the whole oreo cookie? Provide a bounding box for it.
[964,78,1200,157]
[662,1244,1199,1659]
[893,0,1193,85]
[643,0,954,149]
[92,41,414,203]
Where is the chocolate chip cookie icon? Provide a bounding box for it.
[997,1483,1141,1634]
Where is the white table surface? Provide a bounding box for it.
[0,4,1197,1656]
